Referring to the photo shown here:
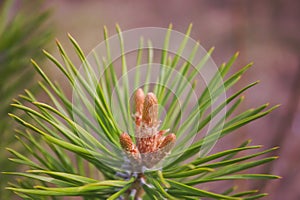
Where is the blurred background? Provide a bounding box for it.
[1,0,299,199]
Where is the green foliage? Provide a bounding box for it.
[5,24,279,199]
[0,0,52,198]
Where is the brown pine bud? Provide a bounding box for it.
[135,88,145,116]
[120,133,141,161]
[142,93,158,127]
[120,90,177,170]
[159,133,176,150]
[120,133,133,151]
[144,133,176,168]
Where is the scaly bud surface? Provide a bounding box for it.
[142,93,158,127]
[135,88,145,116]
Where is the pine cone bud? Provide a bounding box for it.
[143,133,176,168]
[159,133,176,150]
[142,93,158,127]
[120,133,141,161]
[120,90,176,171]
[135,88,145,116]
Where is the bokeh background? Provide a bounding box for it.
[1,0,300,199]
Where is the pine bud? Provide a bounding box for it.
[120,90,176,171]
[135,88,145,116]
[142,93,158,127]
[134,88,145,126]
[159,133,176,150]
[120,133,141,161]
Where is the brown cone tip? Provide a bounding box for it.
[159,133,176,149]
[142,93,158,126]
[135,88,145,115]
[120,133,134,151]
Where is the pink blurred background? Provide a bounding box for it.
[9,0,300,199]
